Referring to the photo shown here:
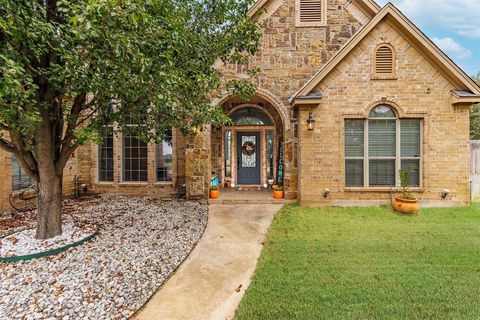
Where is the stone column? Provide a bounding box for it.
[185,126,211,200]
[283,125,298,200]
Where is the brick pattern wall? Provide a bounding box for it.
[78,130,187,199]
[0,148,80,211]
[297,20,471,207]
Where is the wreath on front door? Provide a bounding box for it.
[242,141,256,156]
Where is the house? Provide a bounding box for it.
[1,0,480,210]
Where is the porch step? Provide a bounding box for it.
[209,198,296,205]
[236,185,261,191]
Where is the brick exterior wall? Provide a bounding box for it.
[78,130,184,199]
[0,1,472,209]
[219,0,366,198]
[297,20,471,207]
[0,148,81,211]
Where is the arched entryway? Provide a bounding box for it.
[211,93,287,189]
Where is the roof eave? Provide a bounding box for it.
[290,97,323,107]
[248,0,380,20]
[451,91,480,106]
[248,0,269,18]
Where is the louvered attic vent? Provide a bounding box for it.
[299,0,324,24]
[375,46,394,74]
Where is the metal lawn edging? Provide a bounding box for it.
[0,229,98,263]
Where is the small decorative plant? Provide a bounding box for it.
[210,185,219,191]
[399,171,415,200]
[392,170,420,214]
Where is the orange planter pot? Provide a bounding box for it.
[210,190,219,199]
[273,190,284,199]
[392,197,420,215]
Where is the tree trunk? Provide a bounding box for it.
[35,110,63,240]
[36,168,63,239]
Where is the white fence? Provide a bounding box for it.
[472,141,480,200]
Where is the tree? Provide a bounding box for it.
[471,73,480,140]
[0,0,261,239]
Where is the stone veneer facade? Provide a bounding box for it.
[0,0,477,211]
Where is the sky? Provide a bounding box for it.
[375,0,480,77]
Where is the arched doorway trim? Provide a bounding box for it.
[217,88,290,131]
[227,103,276,127]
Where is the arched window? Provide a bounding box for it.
[229,107,273,126]
[344,105,421,188]
[368,105,397,186]
[369,105,396,118]
[374,44,395,76]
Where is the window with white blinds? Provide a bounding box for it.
[345,120,364,187]
[345,105,422,187]
[12,155,32,191]
[369,119,396,186]
[296,0,327,26]
[400,119,421,187]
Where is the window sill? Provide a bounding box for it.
[154,182,174,186]
[96,181,115,185]
[118,182,149,186]
[344,187,424,193]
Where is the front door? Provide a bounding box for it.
[237,132,261,185]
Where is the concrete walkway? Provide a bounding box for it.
[134,204,283,320]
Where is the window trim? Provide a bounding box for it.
[155,129,174,184]
[121,113,149,182]
[224,130,232,178]
[344,107,423,189]
[121,133,149,182]
[97,126,115,183]
[295,0,328,27]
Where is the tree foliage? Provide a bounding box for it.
[0,0,261,238]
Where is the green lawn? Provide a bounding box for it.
[235,204,480,320]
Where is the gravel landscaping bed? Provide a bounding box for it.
[1,223,97,259]
[0,195,208,320]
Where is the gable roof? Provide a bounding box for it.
[291,3,480,103]
[248,0,381,19]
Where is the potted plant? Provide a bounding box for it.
[273,187,284,199]
[272,181,279,190]
[392,171,420,215]
[210,185,220,199]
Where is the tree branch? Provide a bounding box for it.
[0,137,16,154]
[9,132,39,179]
[0,137,39,181]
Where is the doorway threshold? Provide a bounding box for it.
[236,185,261,191]
[209,188,295,205]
